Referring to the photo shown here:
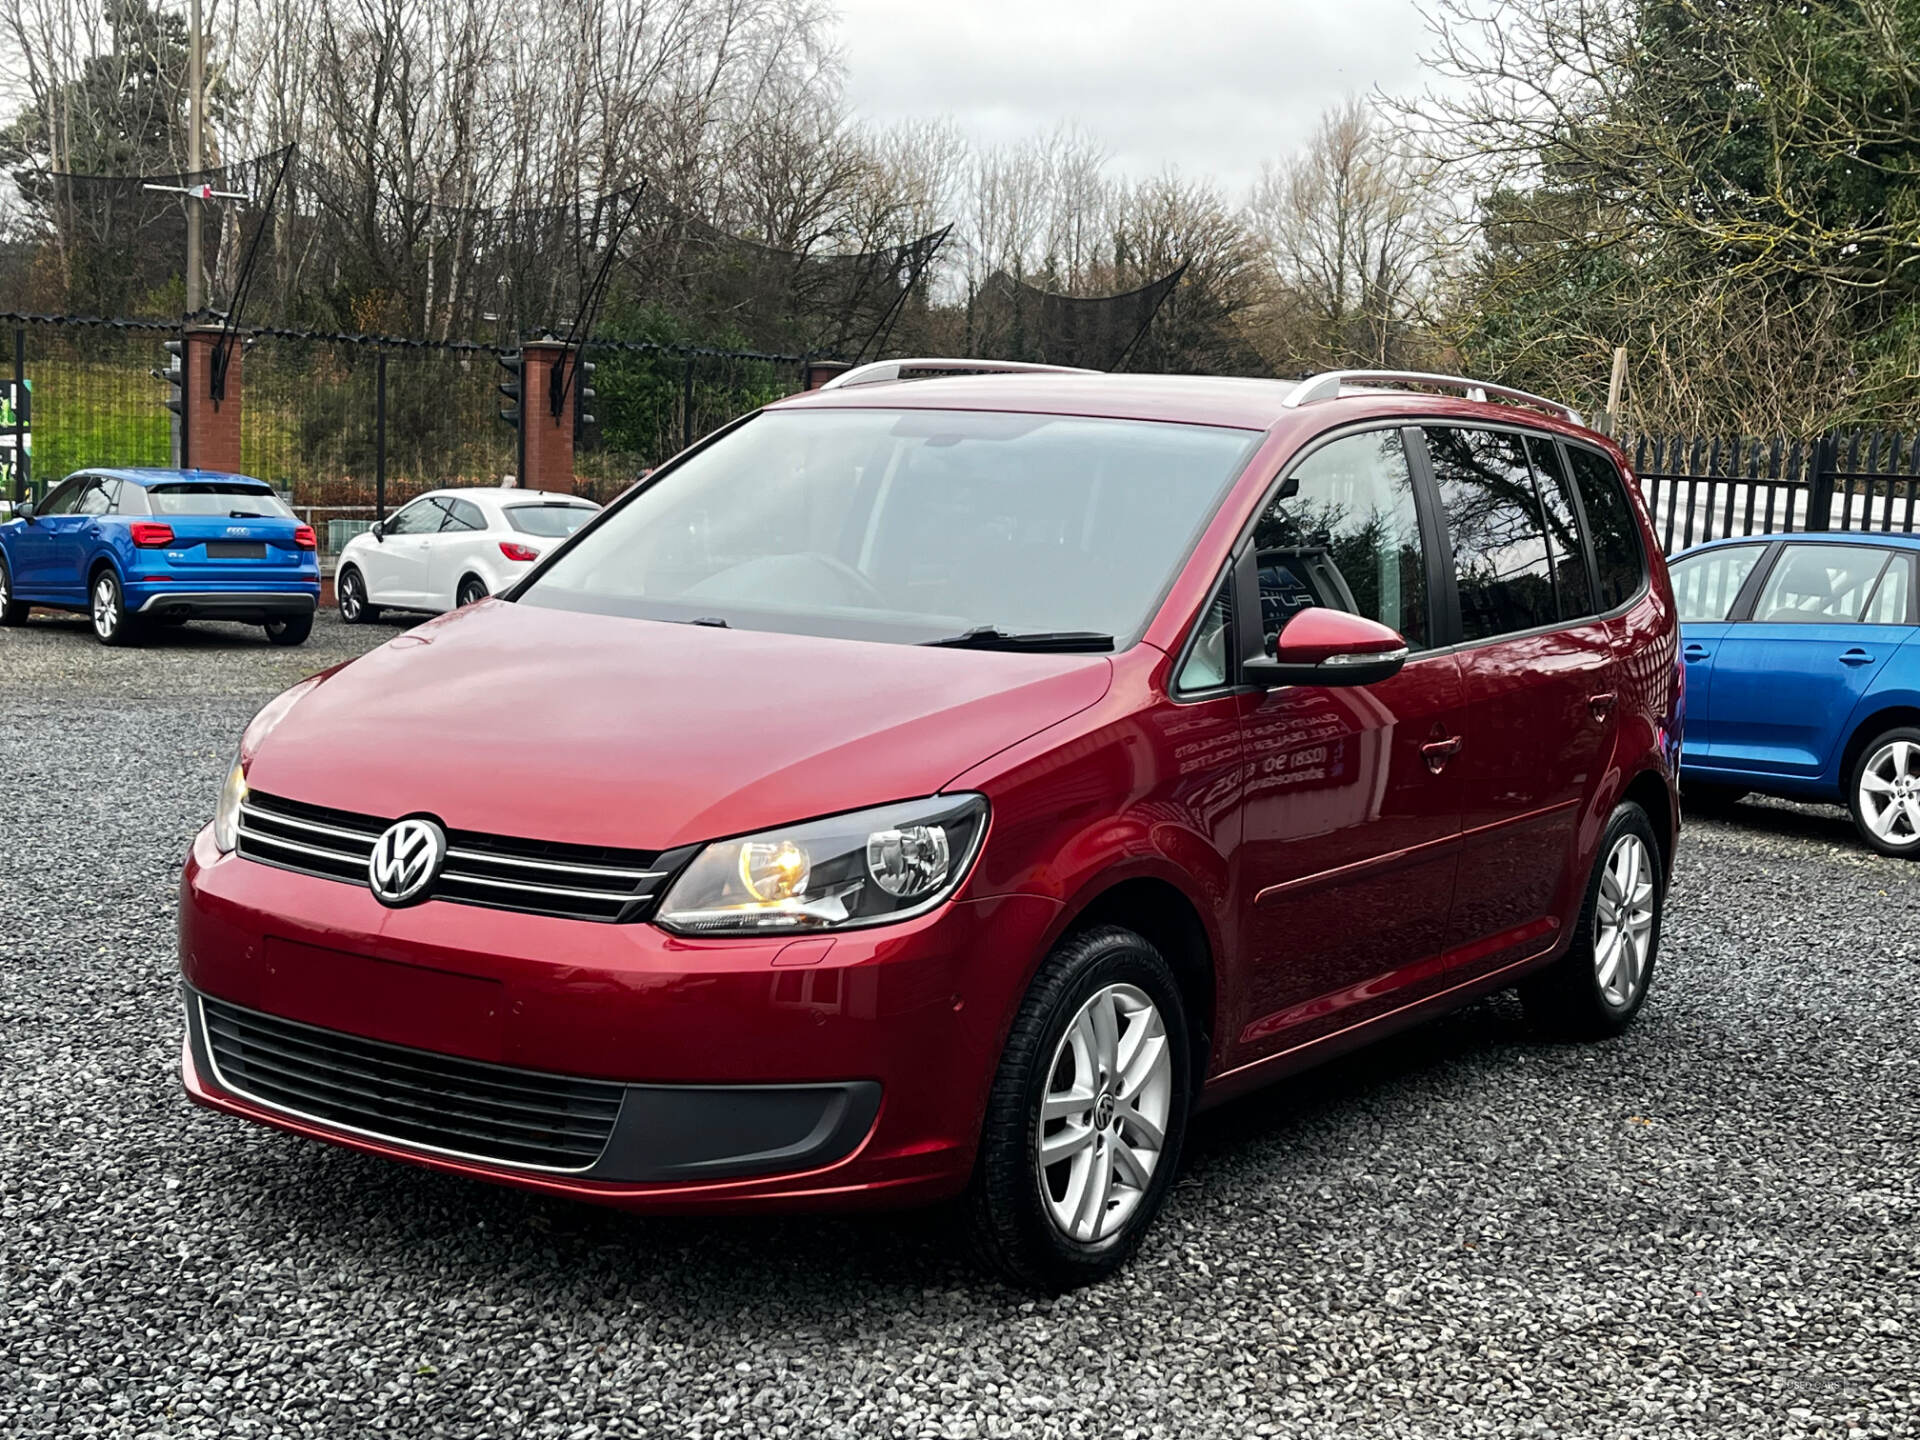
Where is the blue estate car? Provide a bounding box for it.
[1671,532,1920,857]
[0,468,320,647]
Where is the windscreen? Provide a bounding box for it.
[147,483,293,519]
[506,504,597,538]
[518,408,1257,644]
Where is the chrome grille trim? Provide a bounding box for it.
[197,995,622,1173]
[234,791,685,922]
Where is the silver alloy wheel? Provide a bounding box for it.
[1594,832,1656,1009]
[339,572,361,620]
[0,563,10,609]
[1035,982,1174,1244]
[92,575,118,638]
[1858,739,1920,849]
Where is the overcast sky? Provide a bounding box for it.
[831,0,1440,197]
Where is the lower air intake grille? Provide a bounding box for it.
[199,996,624,1171]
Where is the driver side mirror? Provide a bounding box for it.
[369,520,384,541]
[1243,608,1408,689]
[15,500,34,523]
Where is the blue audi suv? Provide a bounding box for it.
[1670,531,1920,857]
[0,468,320,646]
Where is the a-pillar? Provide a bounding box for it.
[183,326,243,473]
[518,340,580,494]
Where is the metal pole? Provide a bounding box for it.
[185,0,204,315]
[682,357,694,450]
[11,327,25,504]
[375,350,387,527]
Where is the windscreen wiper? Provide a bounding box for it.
[922,626,1114,652]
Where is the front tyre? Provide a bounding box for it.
[1520,801,1663,1039]
[337,566,379,624]
[264,612,314,647]
[1848,727,1920,859]
[968,926,1191,1290]
[91,570,137,647]
[0,554,27,625]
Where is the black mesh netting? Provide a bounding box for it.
[964,266,1186,372]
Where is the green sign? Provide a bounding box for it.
[1,377,29,497]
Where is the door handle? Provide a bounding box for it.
[1589,692,1617,720]
[1682,643,1711,662]
[1840,648,1875,666]
[1420,735,1464,773]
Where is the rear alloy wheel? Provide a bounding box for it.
[0,554,27,625]
[264,612,314,647]
[91,570,137,647]
[456,575,488,607]
[1520,801,1663,1038]
[337,566,378,624]
[968,925,1191,1290]
[1849,728,1920,859]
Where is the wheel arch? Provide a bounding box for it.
[1052,874,1217,1082]
[1623,767,1676,880]
[1839,704,1920,794]
[86,550,125,589]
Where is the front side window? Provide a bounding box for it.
[1252,428,1430,652]
[146,483,291,519]
[1426,427,1556,641]
[1669,545,1765,623]
[1565,445,1646,609]
[1755,544,1892,624]
[383,500,440,536]
[37,478,84,515]
[521,408,1258,645]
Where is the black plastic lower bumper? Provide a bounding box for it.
[138,591,318,623]
[183,987,881,1183]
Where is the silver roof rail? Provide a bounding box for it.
[1282,370,1583,426]
[817,357,1100,391]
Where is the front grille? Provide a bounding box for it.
[235,790,685,922]
[200,996,623,1170]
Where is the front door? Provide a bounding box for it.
[1424,427,1617,974]
[13,476,86,593]
[1708,543,1913,776]
[360,498,440,607]
[1232,426,1467,1065]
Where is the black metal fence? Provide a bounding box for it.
[3,314,808,548]
[1632,432,1920,554]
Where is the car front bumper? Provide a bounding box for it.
[178,826,1059,1211]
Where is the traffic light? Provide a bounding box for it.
[573,358,596,442]
[496,351,523,429]
[154,340,186,420]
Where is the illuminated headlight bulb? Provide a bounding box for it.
[865,823,951,898]
[739,839,810,902]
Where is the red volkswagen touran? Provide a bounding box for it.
[180,363,1681,1288]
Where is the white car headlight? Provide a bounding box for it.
[212,756,249,853]
[655,795,988,936]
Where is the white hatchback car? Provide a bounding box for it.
[335,488,599,622]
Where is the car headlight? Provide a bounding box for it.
[212,756,249,853]
[655,795,988,936]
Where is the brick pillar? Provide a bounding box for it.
[518,340,578,494]
[183,326,242,473]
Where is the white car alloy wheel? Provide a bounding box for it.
[1858,738,1920,849]
[1594,831,1656,1009]
[92,575,120,639]
[1034,982,1174,1244]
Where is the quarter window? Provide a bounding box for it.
[442,499,487,532]
[1565,445,1646,609]
[1425,427,1556,641]
[1253,428,1429,652]
[1176,575,1235,692]
[1670,545,1765,623]
[1754,544,1891,623]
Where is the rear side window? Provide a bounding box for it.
[1565,445,1645,609]
[437,498,486,532]
[1254,428,1430,651]
[1755,544,1891,623]
[1670,545,1765,623]
[148,484,291,518]
[1524,437,1596,619]
[506,505,596,538]
[1425,427,1556,641]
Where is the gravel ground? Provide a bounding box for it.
[2,607,1917,1439]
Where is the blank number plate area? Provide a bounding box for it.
[204,542,267,559]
